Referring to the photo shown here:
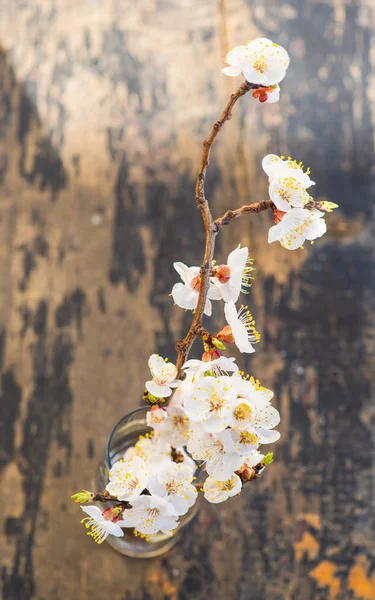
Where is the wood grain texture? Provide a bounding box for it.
[0,1,374,598]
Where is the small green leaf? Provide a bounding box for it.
[262,452,274,466]
[212,337,226,350]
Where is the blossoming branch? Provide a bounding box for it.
[72,37,338,545]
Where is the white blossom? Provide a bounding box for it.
[231,376,280,440]
[80,505,124,544]
[118,495,179,536]
[262,154,315,189]
[124,436,172,471]
[188,427,243,479]
[212,245,254,302]
[171,262,221,316]
[168,373,195,407]
[268,207,327,250]
[232,425,279,456]
[182,356,239,378]
[148,462,197,516]
[203,474,242,504]
[224,302,260,353]
[155,405,191,447]
[145,354,180,398]
[269,176,311,212]
[184,376,237,433]
[227,396,256,430]
[106,456,148,501]
[146,406,168,429]
[222,38,290,86]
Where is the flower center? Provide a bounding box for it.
[221,479,235,491]
[239,431,258,445]
[172,415,186,430]
[209,392,225,412]
[127,477,140,491]
[234,403,251,421]
[253,56,268,73]
[166,479,181,495]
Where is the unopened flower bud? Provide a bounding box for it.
[71,490,94,503]
[212,337,226,350]
[102,506,123,523]
[145,393,166,405]
[217,325,235,344]
[191,275,201,291]
[316,201,339,213]
[273,209,286,224]
[237,464,256,482]
[212,264,231,284]
[202,349,221,362]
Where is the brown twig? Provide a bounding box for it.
[175,81,272,371]
[92,491,131,507]
[214,199,275,230]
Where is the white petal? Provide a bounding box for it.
[105,521,124,537]
[242,66,266,85]
[224,301,238,325]
[204,297,212,317]
[203,414,228,433]
[265,85,280,104]
[226,45,248,65]
[221,65,242,77]
[262,154,283,178]
[171,283,198,310]
[145,381,172,398]
[148,354,165,377]
[182,359,202,371]
[173,262,191,285]
[81,505,104,520]
[207,283,223,301]
[305,216,327,240]
[256,427,280,443]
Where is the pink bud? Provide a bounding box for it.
[212,264,231,284]
[217,325,235,344]
[102,507,120,523]
[191,275,201,291]
[202,349,221,362]
[273,209,286,224]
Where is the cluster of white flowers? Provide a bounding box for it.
[263,154,328,250]
[78,354,279,542]
[150,355,279,506]
[80,434,197,543]
[172,245,259,354]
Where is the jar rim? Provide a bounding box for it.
[105,405,148,468]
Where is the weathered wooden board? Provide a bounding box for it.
[0,0,374,598]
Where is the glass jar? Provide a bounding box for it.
[94,406,201,558]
